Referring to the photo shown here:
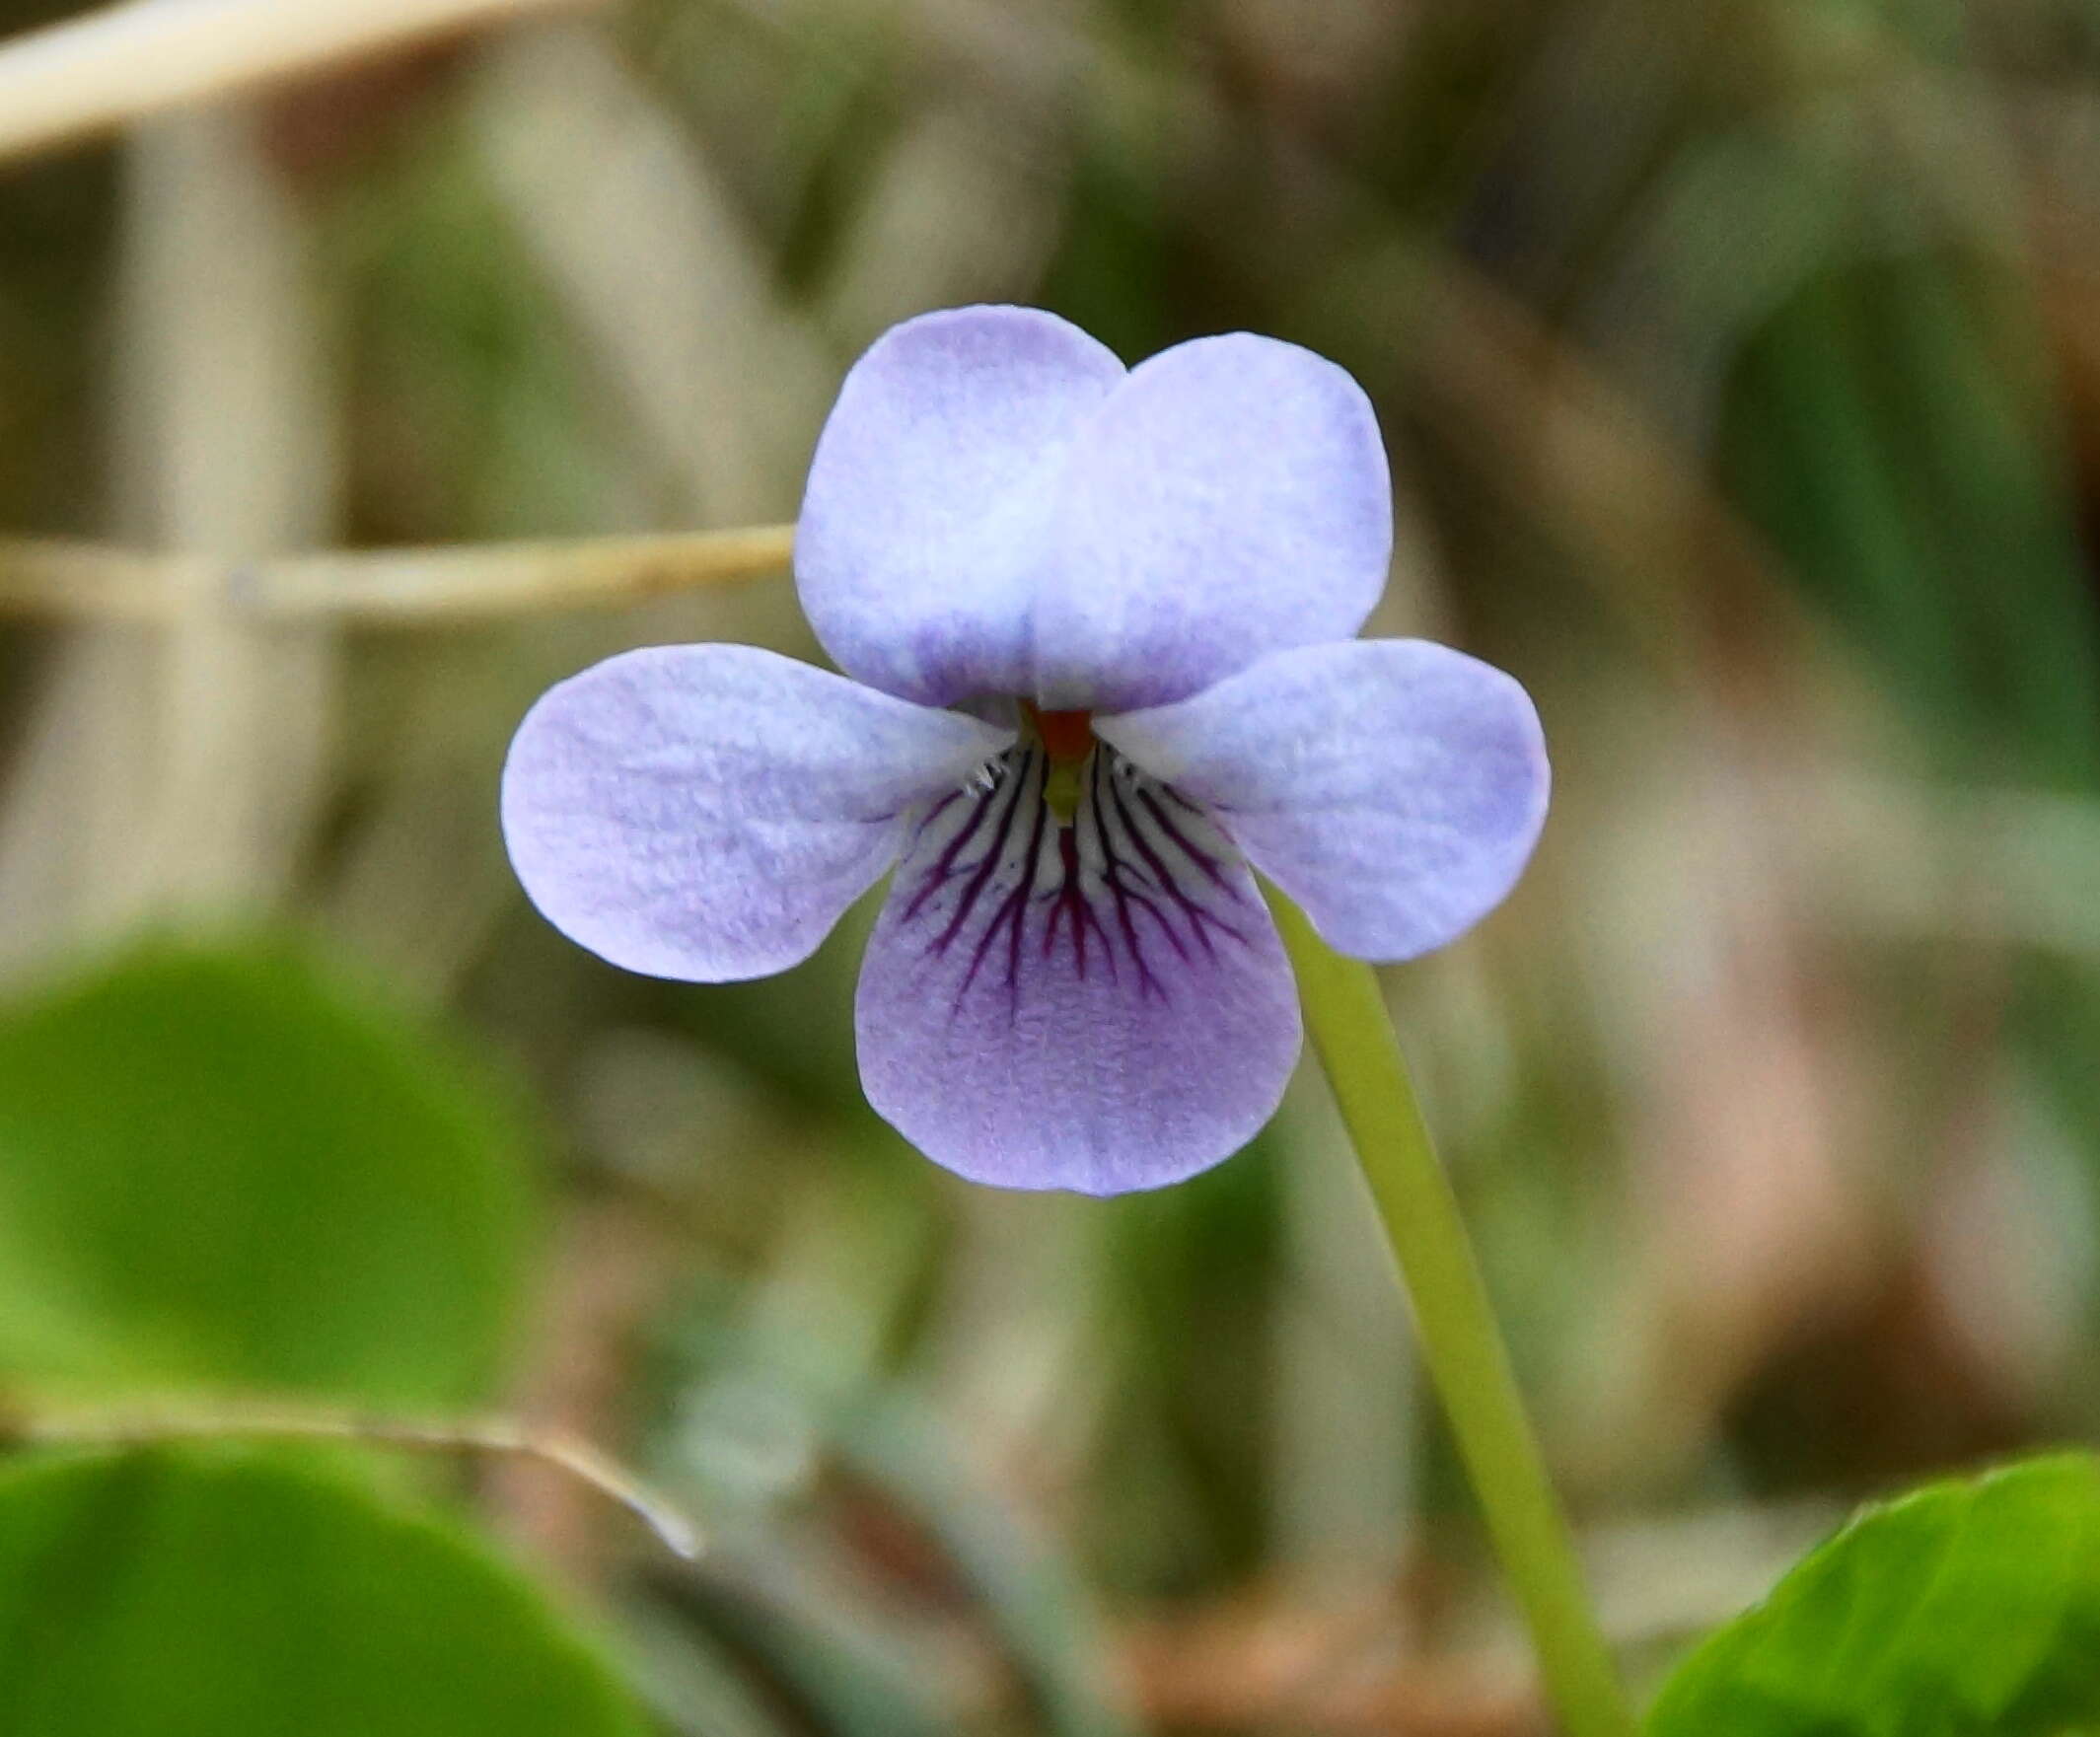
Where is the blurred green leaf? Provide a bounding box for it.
[0,1447,646,1737]
[1722,252,2100,790]
[0,937,535,1407]
[1647,1454,2100,1736]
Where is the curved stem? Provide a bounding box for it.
[1267,890,1636,1737]
[3,1400,698,1559]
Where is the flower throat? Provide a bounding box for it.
[1024,704,1094,824]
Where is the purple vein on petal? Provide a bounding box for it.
[887,741,1258,1022]
[1098,758,1250,963]
[855,737,1303,1195]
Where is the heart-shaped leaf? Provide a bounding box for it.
[1647,1454,2100,1736]
[0,939,535,1406]
[0,1447,647,1737]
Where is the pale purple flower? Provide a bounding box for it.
[501,306,1548,1195]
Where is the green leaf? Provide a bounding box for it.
[0,937,535,1407]
[1647,1454,2100,1736]
[0,1448,647,1737]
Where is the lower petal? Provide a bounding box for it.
[855,743,1302,1194]
[501,644,1010,981]
[1097,638,1549,961]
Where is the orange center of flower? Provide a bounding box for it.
[1028,705,1094,763]
[1023,705,1094,825]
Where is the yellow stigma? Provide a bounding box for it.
[1026,704,1094,825]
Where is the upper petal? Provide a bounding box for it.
[1033,333,1393,711]
[1097,639,1549,961]
[856,741,1301,1194]
[501,644,1010,981]
[796,306,1126,707]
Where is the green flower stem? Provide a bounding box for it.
[1267,889,1635,1737]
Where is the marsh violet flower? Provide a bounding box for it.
[502,306,1547,1195]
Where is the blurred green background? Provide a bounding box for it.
[1,0,2098,1731]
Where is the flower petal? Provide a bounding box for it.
[856,743,1301,1194]
[502,644,1010,981]
[796,305,1126,707]
[1097,639,1549,961]
[1033,333,1393,711]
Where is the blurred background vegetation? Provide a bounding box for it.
[1,0,2098,1731]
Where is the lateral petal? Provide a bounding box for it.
[501,644,1010,981]
[1098,639,1548,961]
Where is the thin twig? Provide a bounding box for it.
[0,0,606,166]
[0,526,797,624]
[263,526,798,621]
[0,540,199,621]
[5,1401,699,1559]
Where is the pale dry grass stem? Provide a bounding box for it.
[0,0,607,164]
